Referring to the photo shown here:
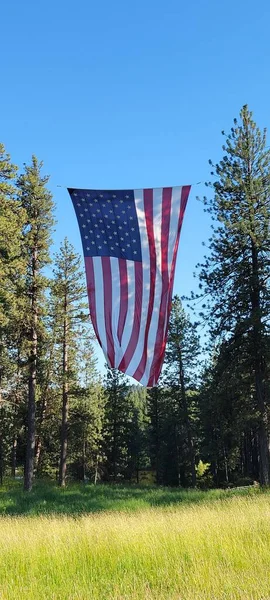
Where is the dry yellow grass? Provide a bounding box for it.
[1,493,270,599]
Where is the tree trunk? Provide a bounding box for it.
[251,241,269,485]
[24,246,38,492]
[35,335,55,472]
[59,306,69,487]
[179,355,197,487]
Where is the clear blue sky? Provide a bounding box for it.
[2,0,270,373]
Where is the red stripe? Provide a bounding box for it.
[84,257,102,348]
[147,188,172,387]
[117,259,128,344]
[102,256,115,367]
[118,261,143,372]
[132,189,156,381]
[150,185,191,385]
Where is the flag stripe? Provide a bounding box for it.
[147,187,172,387]
[102,256,115,367]
[118,261,143,372]
[84,257,102,347]
[132,189,156,382]
[110,257,122,367]
[123,190,151,377]
[117,258,128,346]
[154,185,191,382]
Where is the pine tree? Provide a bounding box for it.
[103,367,131,481]
[17,157,55,491]
[198,106,270,484]
[163,296,200,487]
[0,143,26,404]
[51,238,88,487]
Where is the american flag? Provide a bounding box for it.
[68,186,190,387]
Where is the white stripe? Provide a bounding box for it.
[139,188,163,386]
[161,186,183,343]
[123,189,151,377]
[110,257,122,367]
[92,257,109,363]
[168,187,182,281]
[118,259,135,357]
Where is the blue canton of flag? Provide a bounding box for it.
[70,189,142,262]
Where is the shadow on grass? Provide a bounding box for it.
[0,479,262,518]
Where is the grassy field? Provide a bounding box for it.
[0,482,270,600]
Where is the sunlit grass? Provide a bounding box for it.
[0,483,270,599]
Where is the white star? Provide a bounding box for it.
[99,219,103,223]
[86,246,90,250]
[98,245,102,249]
[110,246,114,250]
[87,219,90,223]
[105,214,108,218]
[107,225,110,229]
[120,237,124,241]
[97,235,100,238]
[120,200,123,203]
[90,229,93,233]
[119,226,122,230]
[112,220,115,224]
[125,233,129,236]
[112,195,116,198]
[87,194,90,197]
[121,210,125,214]
[97,209,100,213]
[89,203,93,206]
[125,195,129,198]
[122,248,126,252]
[80,213,83,217]
[73,193,78,196]
[84,208,88,211]
[92,213,96,217]
[134,251,137,254]
[107,199,111,203]
[102,204,106,207]
[127,205,131,209]
[82,198,85,202]
[115,204,118,208]
[113,232,117,236]
[129,216,133,220]
[101,230,105,234]
[116,242,119,246]
[109,210,113,213]
[94,224,98,228]
[77,203,81,207]
[132,239,136,243]
[131,227,135,231]
[85,235,88,239]
[109,236,112,239]
[127,243,130,247]
[82,224,86,228]
[117,216,120,219]
[104,240,107,244]
[92,241,95,245]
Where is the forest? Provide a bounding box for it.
[0,105,269,492]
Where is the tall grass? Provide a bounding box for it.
[0,484,270,599]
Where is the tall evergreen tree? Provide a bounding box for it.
[17,157,55,491]
[51,238,88,487]
[198,106,270,484]
[163,296,200,487]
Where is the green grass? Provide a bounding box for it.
[0,481,270,599]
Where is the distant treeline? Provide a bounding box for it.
[0,105,269,490]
